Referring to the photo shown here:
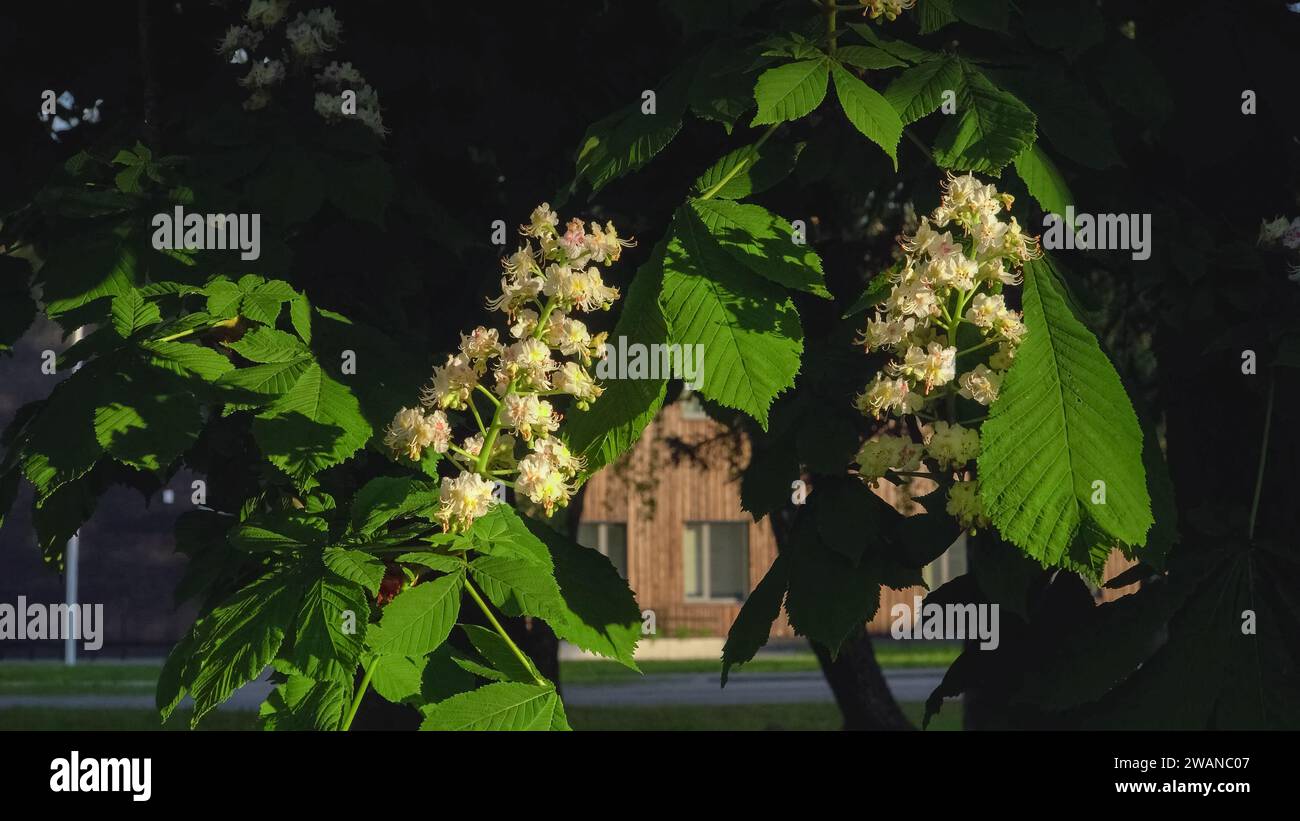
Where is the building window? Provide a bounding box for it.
[679,389,708,420]
[683,522,749,602]
[577,522,628,579]
[923,532,968,589]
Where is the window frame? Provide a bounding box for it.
[682,520,749,603]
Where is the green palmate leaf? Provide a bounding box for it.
[565,244,668,475]
[847,23,938,64]
[368,653,427,704]
[918,0,958,33]
[190,567,304,724]
[32,477,97,570]
[977,256,1153,566]
[258,675,350,731]
[830,64,903,168]
[38,234,136,319]
[290,293,313,344]
[93,382,201,473]
[933,62,1037,174]
[721,554,788,685]
[225,326,309,364]
[252,363,373,489]
[842,266,897,319]
[228,511,328,552]
[143,340,236,381]
[659,206,803,429]
[694,140,804,200]
[0,257,36,352]
[460,624,543,683]
[836,45,906,71]
[574,71,688,193]
[751,58,830,126]
[323,547,387,595]
[784,518,881,654]
[350,476,438,536]
[690,199,829,298]
[110,289,162,338]
[216,356,313,398]
[883,56,963,125]
[21,364,108,500]
[526,518,643,669]
[293,572,369,683]
[953,0,1009,31]
[467,505,553,567]
[397,552,465,574]
[1013,143,1073,218]
[366,571,464,657]
[419,682,570,731]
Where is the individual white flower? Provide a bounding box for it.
[854,434,923,483]
[316,60,365,86]
[1282,217,1300,251]
[544,312,593,357]
[861,0,917,23]
[245,0,291,28]
[488,268,545,316]
[240,58,286,89]
[459,326,502,372]
[421,354,478,410]
[531,436,583,475]
[1258,216,1290,245]
[501,338,557,388]
[886,281,941,321]
[965,293,1006,330]
[988,341,1017,371]
[384,407,450,461]
[958,364,1002,405]
[946,479,990,531]
[586,221,634,263]
[437,471,497,531]
[286,14,336,61]
[854,375,922,419]
[515,452,573,514]
[925,421,980,469]
[521,204,559,238]
[216,25,263,56]
[857,314,914,352]
[503,393,559,441]
[896,342,957,390]
[552,361,602,408]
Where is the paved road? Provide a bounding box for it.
[0,668,946,711]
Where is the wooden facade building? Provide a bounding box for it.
[576,397,1137,640]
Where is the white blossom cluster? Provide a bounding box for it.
[1257,215,1300,283]
[858,0,916,21]
[384,205,631,531]
[216,3,386,136]
[851,174,1039,531]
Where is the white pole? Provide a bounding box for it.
[64,325,84,667]
[64,533,79,666]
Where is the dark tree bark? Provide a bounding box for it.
[810,630,913,730]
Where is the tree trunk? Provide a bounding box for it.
[810,630,913,730]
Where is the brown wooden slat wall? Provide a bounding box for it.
[580,402,1141,640]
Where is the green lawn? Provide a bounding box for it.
[0,662,160,695]
[0,702,959,731]
[561,642,959,684]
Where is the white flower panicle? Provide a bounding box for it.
[852,174,1037,534]
[219,5,387,136]
[383,205,628,530]
[858,0,916,22]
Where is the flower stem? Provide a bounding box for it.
[464,576,546,686]
[341,664,375,731]
[474,383,500,407]
[1247,376,1275,542]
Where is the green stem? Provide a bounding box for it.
[825,1,839,57]
[956,338,996,357]
[156,316,239,344]
[1247,376,1275,542]
[466,398,487,436]
[474,383,500,407]
[464,576,546,686]
[341,665,375,731]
